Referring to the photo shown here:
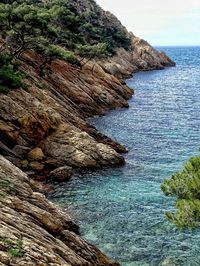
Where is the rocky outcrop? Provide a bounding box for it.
[0,155,119,266]
[99,37,175,79]
[75,0,175,79]
[0,41,174,178]
[49,166,73,181]
[0,61,127,177]
[40,123,124,168]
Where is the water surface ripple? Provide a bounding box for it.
[49,47,200,266]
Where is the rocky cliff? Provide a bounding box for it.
[0,0,174,178]
[0,39,174,180]
[0,155,120,265]
[0,0,175,264]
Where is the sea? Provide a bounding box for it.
[49,47,200,266]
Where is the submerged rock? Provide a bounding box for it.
[50,166,73,181]
[161,257,181,266]
[29,161,44,171]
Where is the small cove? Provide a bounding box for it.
[49,47,200,266]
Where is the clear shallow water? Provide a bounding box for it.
[49,47,200,266]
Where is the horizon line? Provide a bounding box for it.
[153,45,200,47]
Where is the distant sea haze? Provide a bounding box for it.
[50,47,200,266]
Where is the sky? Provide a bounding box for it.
[96,0,200,46]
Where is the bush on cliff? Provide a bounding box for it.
[75,43,109,68]
[0,53,24,94]
[161,155,200,227]
[35,42,80,75]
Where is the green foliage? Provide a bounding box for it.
[0,0,132,78]
[0,2,51,57]
[99,27,131,54]
[43,45,79,65]
[161,155,200,227]
[0,190,7,198]
[0,178,14,197]
[35,42,80,75]
[1,237,24,257]
[76,43,108,59]
[0,53,24,94]
[0,0,131,61]
[0,179,13,190]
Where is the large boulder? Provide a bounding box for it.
[28,147,44,161]
[41,123,125,168]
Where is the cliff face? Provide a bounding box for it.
[0,55,132,176]
[0,40,174,178]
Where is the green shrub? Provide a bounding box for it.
[1,237,24,258]
[0,53,24,94]
[0,178,14,198]
[48,45,80,66]
[0,0,131,65]
[161,155,200,227]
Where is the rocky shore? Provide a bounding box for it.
[0,42,174,265]
[0,37,174,180]
[0,0,175,264]
[0,156,120,266]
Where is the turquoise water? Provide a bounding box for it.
[49,47,200,266]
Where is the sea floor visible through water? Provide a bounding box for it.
[49,47,200,266]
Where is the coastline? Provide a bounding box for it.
[0,5,175,263]
[0,40,175,180]
[0,52,174,265]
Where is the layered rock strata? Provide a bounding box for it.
[0,39,174,179]
[0,156,119,265]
